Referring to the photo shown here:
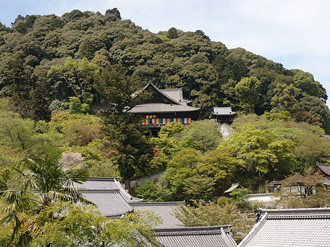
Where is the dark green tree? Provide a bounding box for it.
[95,64,152,190]
[31,82,50,121]
[167,27,178,39]
[7,57,33,118]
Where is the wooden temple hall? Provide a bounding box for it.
[129,82,200,136]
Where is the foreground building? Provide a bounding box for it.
[129,82,200,136]
[238,208,330,247]
[73,177,183,227]
[74,177,237,246]
[155,226,237,247]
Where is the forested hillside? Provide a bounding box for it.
[0,9,329,131]
[1,9,330,245]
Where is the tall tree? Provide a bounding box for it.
[95,64,152,190]
[30,81,50,121]
[235,76,261,113]
[7,57,32,118]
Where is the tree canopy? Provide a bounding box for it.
[0,9,328,131]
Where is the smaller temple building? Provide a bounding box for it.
[129,82,200,136]
[211,107,236,123]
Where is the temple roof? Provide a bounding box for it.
[317,162,330,176]
[224,183,244,193]
[159,88,191,105]
[155,225,237,247]
[238,208,330,247]
[129,82,199,114]
[80,190,134,217]
[74,177,183,227]
[212,107,236,116]
[130,103,199,113]
[130,201,184,228]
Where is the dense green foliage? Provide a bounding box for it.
[0,9,329,130]
[133,114,330,201]
[1,8,330,244]
[0,152,160,246]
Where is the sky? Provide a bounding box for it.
[1,0,330,106]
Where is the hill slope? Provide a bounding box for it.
[0,9,329,131]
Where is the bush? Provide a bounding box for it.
[217,197,229,206]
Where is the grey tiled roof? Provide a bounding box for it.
[80,190,133,217]
[129,103,199,113]
[317,162,330,176]
[74,177,143,218]
[155,225,237,247]
[74,177,119,190]
[130,82,199,114]
[212,107,236,116]
[159,88,191,105]
[74,177,143,202]
[239,208,330,247]
[129,201,184,228]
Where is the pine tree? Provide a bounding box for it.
[7,56,33,118]
[31,81,50,121]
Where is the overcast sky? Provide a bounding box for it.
[1,0,330,106]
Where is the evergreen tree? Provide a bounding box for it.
[7,57,32,118]
[95,64,153,190]
[31,82,50,121]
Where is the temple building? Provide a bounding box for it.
[211,107,236,123]
[129,82,200,136]
[74,177,237,247]
[238,208,330,247]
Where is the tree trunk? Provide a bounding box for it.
[124,179,131,192]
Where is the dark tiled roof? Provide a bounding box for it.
[317,162,330,176]
[129,201,184,228]
[155,225,237,247]
[238,208,330,247]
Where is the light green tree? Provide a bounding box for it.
[235,76,261,113]
[30,203,161,247]
[271,83,302,113]
[49,57,99,103]
[180,120,221,153]
[225,124,296,184]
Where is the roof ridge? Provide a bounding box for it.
[143,81,184,106]
[129,201,183,206]
[267,215,330,220]
[238,212,267,247]
[221,227,237,247]
[156,230,222,236]
[87,177,118,181]
[155,225,232,233]
[79,189,120,193]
